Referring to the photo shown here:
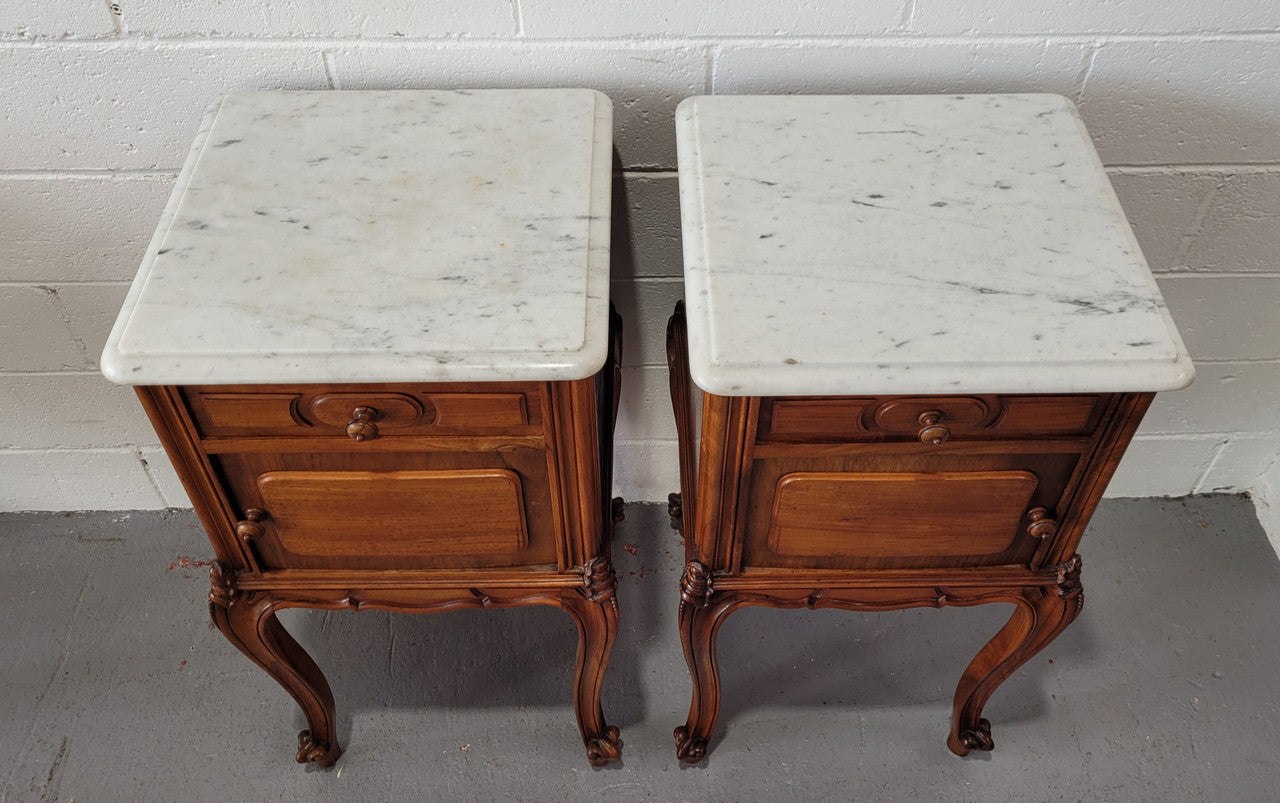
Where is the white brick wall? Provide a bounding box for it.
[122,1,517,38]
[327,42,705,169]
[2,1,1277,510]
[0,175,172,282]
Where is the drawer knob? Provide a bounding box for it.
[345,406,379,441]
[1026,507,1058,539]
[233,509,267,573]
[917,410,950,445]
[235,508,267,542]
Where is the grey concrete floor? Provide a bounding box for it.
[1,496,1278,801]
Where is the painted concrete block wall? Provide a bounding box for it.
[1,2,1277,510]
[1255,455,1280,556]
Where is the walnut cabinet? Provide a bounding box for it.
[137,315,624,767]
[667,304,1153,761]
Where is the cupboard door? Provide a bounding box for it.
[767,470,1038,559]
[217,446,559,571]
[256,469,528,559]
[740,451,1079,571]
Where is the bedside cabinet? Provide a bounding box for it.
[103,89,623,767]
[668,94,1193,761]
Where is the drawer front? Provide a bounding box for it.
[184,383,541,440]
[740,451,1079,571]
[759,394,1106,443]
[216,447,558,570]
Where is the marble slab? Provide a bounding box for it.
[675,94,1194,396]
[102,89,612,385]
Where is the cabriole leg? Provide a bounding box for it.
[561,559,623,766]
[674,562,740,764]
[948,557,1084,756]
[208,564,342,767]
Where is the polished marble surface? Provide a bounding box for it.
[676,93,1193,396]
[103,89,612,385]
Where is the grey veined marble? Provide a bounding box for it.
[675,93,1193,396]
[103,89,613,385]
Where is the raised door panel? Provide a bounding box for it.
[216,446,558,571]
[740,451,1080,571]
[768,471,1038,559]
[257,469,527,558]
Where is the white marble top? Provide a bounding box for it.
[102,89,613,385]
[676,94,1194,396]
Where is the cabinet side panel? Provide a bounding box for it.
[134,386,246,568]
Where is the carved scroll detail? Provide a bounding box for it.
[296,729,335,765]
[674,725,708,763]
[581,557,617,603]
[1053,555,1083,599]
[585,726,623,766]
[959,718,994,751]
[679,561,715,608]
[208,561,238,609]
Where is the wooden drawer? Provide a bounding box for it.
[183,383,542,440]
[759,394,1106,444]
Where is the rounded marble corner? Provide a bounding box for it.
[1160,356,1197,391]
[98,345,138,386]
[685,354,744,398]
[675,96,714,141]
[558,331,612,382]
[583,87,614,112]
[675,95,705,119]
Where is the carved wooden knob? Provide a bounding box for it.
[1026,507,1059,540]
[235,508,267,542]
[917,410,950,445]
[345,406,379,441]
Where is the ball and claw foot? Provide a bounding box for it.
[585,726,623,766]
[295,729,342,768]
[951,718,994,756]
[674,725,707,764]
